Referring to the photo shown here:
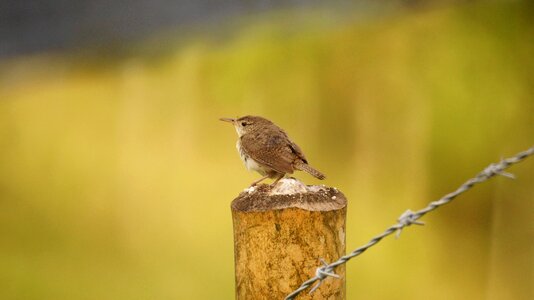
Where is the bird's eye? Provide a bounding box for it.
[241,122,247,126]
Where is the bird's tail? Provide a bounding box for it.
[294,161,326,180]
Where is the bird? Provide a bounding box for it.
[220,115,325,186]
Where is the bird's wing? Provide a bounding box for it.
[287,139,307,164]
[240,131,298,174]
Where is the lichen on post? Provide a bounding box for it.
[231,178,347,299]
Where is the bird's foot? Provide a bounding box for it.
[269,175,285,187]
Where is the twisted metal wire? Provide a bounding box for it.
[285,146,534,300]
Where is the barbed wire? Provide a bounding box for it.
[285,146,534,300]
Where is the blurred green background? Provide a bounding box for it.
[1,1,533,299]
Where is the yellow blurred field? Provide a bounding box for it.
[0,2,533,299]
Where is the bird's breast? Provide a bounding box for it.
[236,139,266,174]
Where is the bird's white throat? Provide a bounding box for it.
[234,125,245,137]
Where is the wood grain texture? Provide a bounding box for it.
[231,184,347,300]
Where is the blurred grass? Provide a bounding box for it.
[0,1,533,299]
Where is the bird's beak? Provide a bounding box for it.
[219,117,235,124]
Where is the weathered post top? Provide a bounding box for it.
[231,178,347,300]
[232,178,347,212]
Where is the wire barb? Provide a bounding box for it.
[481,162,516,179]
[285,146,534,300]
[309,259,340,294]
[396,209,425,238]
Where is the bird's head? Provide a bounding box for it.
[219,115,272,137]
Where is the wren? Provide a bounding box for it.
[220,115,325,186]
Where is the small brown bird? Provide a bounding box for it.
[220,115,325,186]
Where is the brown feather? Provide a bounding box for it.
[240,127,299,175]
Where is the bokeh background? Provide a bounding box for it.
[1,1,533,299]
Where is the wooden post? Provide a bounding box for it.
[231,178,347,300]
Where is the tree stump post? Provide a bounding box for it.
[231,178,347,300]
